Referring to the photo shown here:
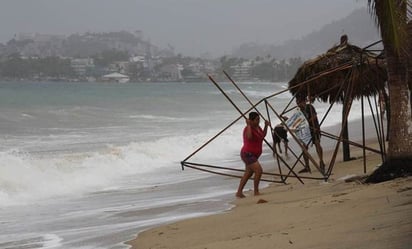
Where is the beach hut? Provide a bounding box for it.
[288,35,387,170]
[288,37,387,103]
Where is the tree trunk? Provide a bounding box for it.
[365,47,412,183]
[385,49,412,159]
[365,27,412,183]
[365,0,412,183]
[408,21,412,117]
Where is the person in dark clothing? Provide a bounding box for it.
[272,124,288,156]
[296,97,325,173]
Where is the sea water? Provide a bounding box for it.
[0,81,378,248]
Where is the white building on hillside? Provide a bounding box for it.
[102,72,130,83]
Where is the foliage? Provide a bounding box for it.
[92,50,129,67]
[0,54,75,78]
[367,0,409,56]
[6,39,34,48]
[251,60,274,80]
[218,56,245,76]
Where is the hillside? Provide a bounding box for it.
[231,8,381,59]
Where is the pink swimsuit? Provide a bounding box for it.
[240,126,265,157]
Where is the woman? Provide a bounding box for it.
[236,112,269,198]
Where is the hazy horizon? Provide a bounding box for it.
[1,0,366,57]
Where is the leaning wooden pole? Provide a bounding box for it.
[209,74,304,184]
[264,100,310,174]
[326,72,355,177]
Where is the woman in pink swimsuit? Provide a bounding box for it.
[236,112,269,198]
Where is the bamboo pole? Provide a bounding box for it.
[210,74,303,184]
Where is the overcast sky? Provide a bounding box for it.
[0,0,366,56]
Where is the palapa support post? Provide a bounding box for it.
[342,96,351,161]
[361,95,366,173]
[325,69,356,177]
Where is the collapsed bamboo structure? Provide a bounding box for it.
[181,37,388,184]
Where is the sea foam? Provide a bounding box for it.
[0,125,241,207]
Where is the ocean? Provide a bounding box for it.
[0,80,378,248]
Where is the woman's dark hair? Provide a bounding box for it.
[248,112,259,120]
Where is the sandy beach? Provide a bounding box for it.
[127,140,412,249]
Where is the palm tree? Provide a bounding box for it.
[366,0,412,182]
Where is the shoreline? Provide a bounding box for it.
[126,119,397,249]
[127,148,412,249]
[126,127,412,249]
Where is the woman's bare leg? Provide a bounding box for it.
[236,167,253,198]
[249,162,262,196]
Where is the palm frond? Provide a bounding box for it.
[368,0,409,56]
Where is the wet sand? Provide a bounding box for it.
[128,151,412,249]
[128,119,412,249]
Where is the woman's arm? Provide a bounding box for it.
[245,119,253,139]
[263,120,270,135]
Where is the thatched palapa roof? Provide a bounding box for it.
[288,39,387,103]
